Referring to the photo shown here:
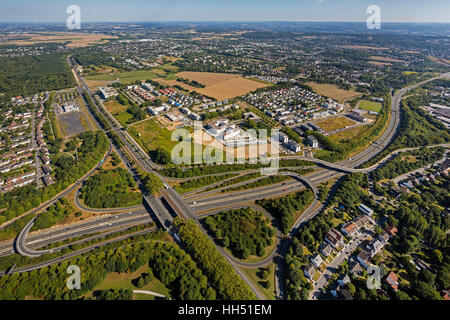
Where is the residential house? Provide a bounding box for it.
[42,175,54,186]
[310,253,324,268]
[353,215,370,229]
[350,261,364,276]
[441,290,450,301]
[378,231,390,244]
[278,132,289,144]
[40,154,50,165]
[338,274,351,287]
[287,140,301,153]
[385,226,398,236]
[385,271,399,292]
[320,243,333,257]
[368,239,384,257]
[304,265,316,280]
[341,221,358,237]
[325,228,344,249]
[357,250,371,269]
[358,204,374,216]
[42,165,52,175]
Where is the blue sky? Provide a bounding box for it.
[0,0,449,23]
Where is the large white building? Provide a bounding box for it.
[99,87,119,100]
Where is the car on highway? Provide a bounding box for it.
[192,201,197,204]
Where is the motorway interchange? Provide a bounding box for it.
[1,65,449,300]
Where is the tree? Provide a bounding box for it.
[414,281,442,300]
[142,173,164,195]
[152,147,171,165]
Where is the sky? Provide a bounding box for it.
[0,0,449,23]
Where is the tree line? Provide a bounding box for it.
[175,219,257,300]
[203,208,275,260]
[257,189,315,234]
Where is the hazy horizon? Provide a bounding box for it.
[1,0,449,24]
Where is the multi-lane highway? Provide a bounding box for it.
[2,210,152,257]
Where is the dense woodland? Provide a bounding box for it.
[175,219,257,300]
[257,189,315,233]
[161,159,313,178]
[32,198,76,231]
[363,94,450,167]
[0,54,75,97]
[81,167,142,208]
[203,208,275,259]
[0,238,217,300]
[371,147,445,181]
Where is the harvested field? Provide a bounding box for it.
[307,83,363,103]
[175,72,241,86]
[1,32,116,48]
[369,56,407,63]
[341,45,389,50]
[85,79,113,90]
[368,61,391,66]
[429,56,450,66]
[157,72,268,100]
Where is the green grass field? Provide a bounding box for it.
[84,265,170,300]
[358,100,382,112]
[86,70,159,84]
[103,99,134,126]
[241,265,276,300]
[128,118,178,154]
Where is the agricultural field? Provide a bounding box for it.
[368,56,407,63]
[156,71,268,100]
[307,83,362,103]
[0,32,117,48]
[314,117,356,132]
[341,45,389,51]
[358,100,383,112]
[368,61,392,67]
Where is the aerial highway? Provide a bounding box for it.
[5,57,448,302]
[0,209,150,256]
